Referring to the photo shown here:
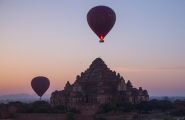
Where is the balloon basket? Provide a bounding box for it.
[99,40,104,43]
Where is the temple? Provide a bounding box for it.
[50,58,149,114]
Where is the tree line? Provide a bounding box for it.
[3,99,185,117]
[95,99,185,116]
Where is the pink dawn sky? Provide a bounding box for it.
[0,0,185,96]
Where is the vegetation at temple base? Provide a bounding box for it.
[2,99,185,120]
[94,116,107,120]
[64,112,74,120]
[95,99,184,116]
[132,114,179,120]
[96,102,134,114]
[170,109,185,116]
[136,99,174,114]
[25,100,53,113]
[52,104,68,114]
[7,100,76,114]
[169,100,185,116]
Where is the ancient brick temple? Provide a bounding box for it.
[50,58,149,114]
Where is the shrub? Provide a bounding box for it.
[68,107,77,114]
[96,102,134,114]
[65,112,75,120]
[170,110,182,116]
[96,108,106,114]
[53,104,65,110]
[94,116,107,120]
[33,106,52,113]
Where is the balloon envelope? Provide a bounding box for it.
[31,76,50,98]
[87,6,116,42]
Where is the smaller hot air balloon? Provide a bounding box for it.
[87,5,116,43]
[31,76,50,100]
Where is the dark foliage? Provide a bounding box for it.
[116,102,134,112]
[27,100,53,113]
[68,107,77,114]
[33,106,53,113]
[9,101,22,105]
[64,112,74,120]
[94,116,107,120]
[9,101,77,114]
[96,102,134,114]
[170,109,185,116]
[136,99,174,114]
[136,101,152,113]
[53,104,67,114]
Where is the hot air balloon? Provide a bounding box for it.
[31,76,50,100]
[87,5,116,43]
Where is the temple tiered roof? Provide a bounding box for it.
[73,58,126,95]
[50,58,149,113]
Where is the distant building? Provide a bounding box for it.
[0,103,19,119]
[174,100,185,110]
[50,58,149,114]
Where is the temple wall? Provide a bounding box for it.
[50,58,149,114]
[76,103,100,114]
[11,113,136,120]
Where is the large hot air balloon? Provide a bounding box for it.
[31,76,50,99]
[87,5,116,43]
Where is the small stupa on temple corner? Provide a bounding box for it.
[50,58,149,114]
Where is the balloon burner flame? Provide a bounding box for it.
[99,36,104,43]
[100,36,104,40]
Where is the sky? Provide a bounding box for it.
[0,0,185,96]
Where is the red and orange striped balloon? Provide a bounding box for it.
[87,6,116,43]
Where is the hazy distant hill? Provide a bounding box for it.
[0,93,51,100]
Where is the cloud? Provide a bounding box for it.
[115,66,185,72]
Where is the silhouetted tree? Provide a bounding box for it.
[149,99,158,110]
[119,102,134,112]
[96,102,134,114]
[94,116,107,120]
[68,107,76,114]
[26,100,53,113]
[136,101,152,114]
[157,100,173,112]
[64,112,74,120]
[52,104,67,114]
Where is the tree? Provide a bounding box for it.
[31,100,49,107]
[68,107,76,114]
[116,102,134,112]
[53,104,65,110]
[96,102,134,114]
[27,100,53,113]
[19,103,30,113]
[157,100,173,112]
[96,108,106,114]
[149,99,158,110]
[94,116,107,120]
[65,112,74,120]
[9,101,22,105]
[53,104,67,114]
[136,101,152,114]
[34,106,52,113]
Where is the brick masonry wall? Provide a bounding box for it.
[76,103,100,114]
[96,113,136,120]
[11,113,94,120]
[11,113,136,120]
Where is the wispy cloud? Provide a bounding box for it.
[115,66,185,72]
